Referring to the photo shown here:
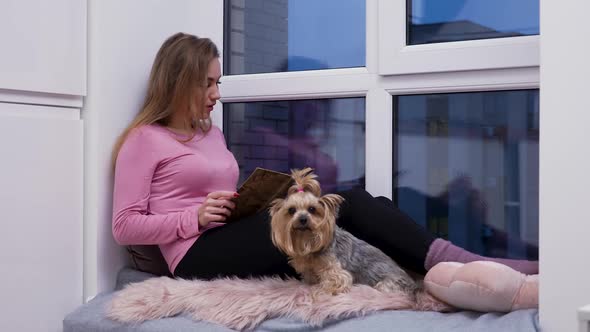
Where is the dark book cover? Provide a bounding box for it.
[224,167,293,223]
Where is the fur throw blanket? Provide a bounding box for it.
[107,276,453,331]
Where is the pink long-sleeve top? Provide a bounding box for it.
[112,124,239,274]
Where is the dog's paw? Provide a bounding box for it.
[375,277,418,296]
[325,283,351,295]
[310,283,348,299]
[375,279,402,293]
[332,283,351,295]
[310,285,325,300]
[318,274,352,295]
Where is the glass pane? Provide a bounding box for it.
[224,0,365,75]
[408,0,539,45]
[394,90,539,260]
[224,98,366,193]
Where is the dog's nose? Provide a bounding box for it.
[298,215,308,225]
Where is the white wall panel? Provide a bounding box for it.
[0,106,83,332]
[540,0,590,331]
[0,0,86,96]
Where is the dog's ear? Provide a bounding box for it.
[319,194,345,215]
[268,198,284,217]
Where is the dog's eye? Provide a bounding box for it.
[308,206,316,214]
[288,207,296,215]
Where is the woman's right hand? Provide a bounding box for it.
[198,191,238,227]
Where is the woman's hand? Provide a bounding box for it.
[198,191,238,227]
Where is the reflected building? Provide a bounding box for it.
[409,20,525,45]
[224,0,288,74]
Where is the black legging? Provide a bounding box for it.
[174,188,436,280]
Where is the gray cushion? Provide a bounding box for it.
[63,268,540,332]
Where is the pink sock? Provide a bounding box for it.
[424,238,539,275]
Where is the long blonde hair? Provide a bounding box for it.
[111,32,220,167]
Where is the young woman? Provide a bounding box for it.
[112,32,538,280]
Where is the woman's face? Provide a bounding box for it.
[205,58,222,114]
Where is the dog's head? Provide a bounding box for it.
[269,168,344,257]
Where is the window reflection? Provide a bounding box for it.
[408,0,539,45]
[224,98,366,193]
[394,90,539,260]
[224,0,365,74]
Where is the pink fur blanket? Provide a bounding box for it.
[107,276,453,331]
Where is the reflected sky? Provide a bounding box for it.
[411,0,539,35]
[287,0,365,71]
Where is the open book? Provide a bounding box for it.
[224,167,293,223]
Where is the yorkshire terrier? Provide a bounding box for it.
[269,168,420,298]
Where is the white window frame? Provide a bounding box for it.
[378,0,539,75]
[216,0,539,200]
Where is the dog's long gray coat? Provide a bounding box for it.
[327,227,419,294]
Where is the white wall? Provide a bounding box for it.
[0,0,86,95]
[0,2,85,331]
[540,0,590,331]
[84,0,224,299]
[0,107,82,332]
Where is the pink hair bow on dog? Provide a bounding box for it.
[297,187,304,192]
